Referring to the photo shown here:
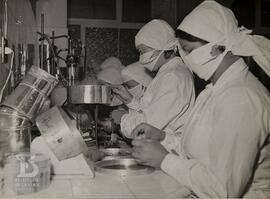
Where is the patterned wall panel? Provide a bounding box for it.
[85,27,118,74]
[119,29,140,66]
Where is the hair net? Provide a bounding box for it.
[135,19,178,51]
[100,57,124,71]
[121,62,153,87]
[177,0,270,77]
[97,67,123,85]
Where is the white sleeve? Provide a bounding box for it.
[144,72,194,130]
[126,97,141,111]
[120,110,146,138]
[161,88,263,198]
[160,128,182,153]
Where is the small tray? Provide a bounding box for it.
[95,158,155,176]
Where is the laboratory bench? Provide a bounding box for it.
[2,170,190,199]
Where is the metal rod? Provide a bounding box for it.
[0,0,8,64]
[1,2,8,65]
[68,38,72,55]
[40,14,45,69]
[4,0,8,38]
[51,31,55,75]
[76,112,80,131]
[94,105,99,149]
[49,35,69,39]
[83,46,87,79]
[1,30,4,64]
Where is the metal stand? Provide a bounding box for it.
[94,104,99,149]
[40,14,44,70]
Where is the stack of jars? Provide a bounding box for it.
[0,66,58,196]
[0,66,58,155]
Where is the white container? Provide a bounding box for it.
[4,153,51,196]
[35,106,88,161]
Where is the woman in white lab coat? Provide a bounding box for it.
[131,1,270,198]
[109,61,153,124]
[113,19,195,145]
[97,61,152,123]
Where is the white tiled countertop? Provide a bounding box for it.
[2,170,191,199]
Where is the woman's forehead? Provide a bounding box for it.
[136,44,155,52]
[178,38,205,53]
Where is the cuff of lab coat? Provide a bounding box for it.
[161,128,180,152]
[161,154,183,171]
[161,153,194,188]
[120,114,131,138]
[126,98,140,111]
[160,131,176,152]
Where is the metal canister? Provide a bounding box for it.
[20,66,58,96]
[0,122,32,155]
[68,84,112,104]
[0,107,32,195]
[0,106,31,128]
[2,66,58,120]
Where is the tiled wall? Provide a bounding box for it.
[119,29,139,66]
[85,27,118,74]
[68,25,139,74]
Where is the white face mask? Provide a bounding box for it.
[128,84,144,100]
[139,50,157,64]
[183,43,227,81]
[139,50,163,71]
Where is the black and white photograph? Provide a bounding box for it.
[0,0,269,198]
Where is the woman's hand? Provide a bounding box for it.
[131,123,166,141]
[111,85,133,104]
[87,148,105,162]
[132,139,168,168]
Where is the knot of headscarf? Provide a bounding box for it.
[218,26,270,76]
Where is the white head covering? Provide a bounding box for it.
[97,68,123,106]
[135,19,178,51]
[100,57,125,71]
[121,62,153,87]
[177,0,270,77]
[97,67,123,85]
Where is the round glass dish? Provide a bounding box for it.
[95,158,155,176]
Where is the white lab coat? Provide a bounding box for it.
[121,57,195,142]
[161,58,270,198]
